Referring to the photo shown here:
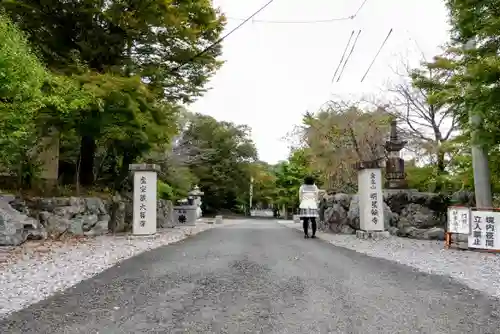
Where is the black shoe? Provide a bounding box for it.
[304,234,309,239]
[311,235,316,239]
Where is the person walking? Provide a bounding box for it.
[298,175,319,238]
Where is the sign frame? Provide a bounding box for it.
[446,206,471,235]
[467,208,500,251]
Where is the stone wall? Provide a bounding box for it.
[320,190,474,240]
[0,194,175,246]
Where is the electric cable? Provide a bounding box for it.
[172,0,275,72]
[336,29,362,82]
[227,0,368,24]
[406,29,427,62]
[331,30,355,83]
[360,28,393,82]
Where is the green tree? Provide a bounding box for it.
[249,162,277,209]
[0,13,46,182]
[435,0,500,148]
[2,0,226,186]
[177,113,257,213]
[2,0,225,101]
[274,149,319,210]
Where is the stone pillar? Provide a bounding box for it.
[129,164,160,235]
[37,127,60,192]
[354,161,389,239]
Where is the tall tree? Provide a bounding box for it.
[2,0,225,98]
[441,0,500,148]
[0,13,46,182]
[301,102,390,192]
[177,113,258,213]
[2,0,226,185]
[274,148,318,210]
[387,60,459,173]
[249,161,277,209]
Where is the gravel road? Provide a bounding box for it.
[1,219,499,333]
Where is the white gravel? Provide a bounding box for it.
[0,223,214,318]
[278,220,500,298]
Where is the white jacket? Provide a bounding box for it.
[299,184,319,209]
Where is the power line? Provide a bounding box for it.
[227,0,368,24]
[331,30,355,83]
[336,29,361,82]
[405,29,427,62]
[173,0,275,72]
[227,16,351,24]
[352,0,368,18]
[360,28,393,82]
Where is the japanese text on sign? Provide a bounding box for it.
[370,172,376,190]
[139,176,147,227]
[485,215,495,248]
[472,215,482,246]
[369,172,379,225]
[468,210,500,250]
[446,207,470,234]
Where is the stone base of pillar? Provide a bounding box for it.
[356,230,390,240]
[126,234,159,240]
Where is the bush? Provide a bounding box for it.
[157,180,173,200]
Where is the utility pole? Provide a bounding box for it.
[249,177,254,214]
[465,39,493,208]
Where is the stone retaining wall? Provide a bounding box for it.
[0,194,175,246]
[320,190,475,240]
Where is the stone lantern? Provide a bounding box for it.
[188,185,204,219]
[384,120,408,189]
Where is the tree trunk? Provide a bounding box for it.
[436,150,445,174]
[114,150,135,190]
[78,135,96,186]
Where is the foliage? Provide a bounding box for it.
[273,149,320,208]
[249,161,277,208]
[300,102,390,192]
[157,180,174,200]
[384,58,460,174]
[175,113,258,213]
[0,13,46,179]
[0,0,226,194]
[2,0,226,102]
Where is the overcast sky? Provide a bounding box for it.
[190,0,450,164]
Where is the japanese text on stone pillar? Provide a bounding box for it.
[139,176,147,227]
[370,172,378,225]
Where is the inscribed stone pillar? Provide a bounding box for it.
[37,127,60,191]
[129,163,160,235]
[358,168,385,232]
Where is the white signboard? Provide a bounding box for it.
[447,206,471,234]
[468,210,500,250]
[358,168,384,231]
[132,171,157,235]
